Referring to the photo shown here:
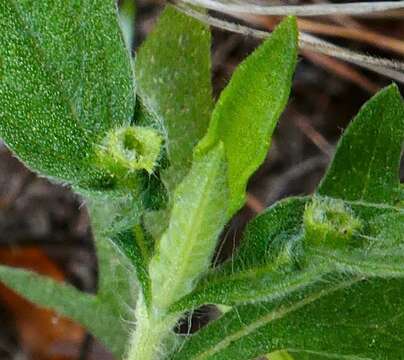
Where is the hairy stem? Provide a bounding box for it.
[126,298,178,360]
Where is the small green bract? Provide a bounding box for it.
[0,2,403,360]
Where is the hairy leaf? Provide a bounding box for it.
[233,197,307,270]
[149,144,228,311]
[309,84,404,274]
[318,84,404,204]
[171,202,404,312]
[310,201,404,279]
[87,198,140,328]
[173,85,404,359]
[0,0,134,188]
[135,5,213,184]
[113,225,153,306]
[169,198,321,312]
[85,186,153,303]
[0,232,137,357]
[173,277,404,360]
[170,262,330,313]
[196,17,298,215]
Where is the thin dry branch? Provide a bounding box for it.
[174,4,404,84]
[180,0,404,16]
[297,18,404,57]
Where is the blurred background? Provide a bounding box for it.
[0,0,402,359]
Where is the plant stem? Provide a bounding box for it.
[126,298,177,360]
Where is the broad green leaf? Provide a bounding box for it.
[0,0,134,188]
[318,84,404,204]
[135,5,213,182]
[149,144,228,311]
[0,232,137,358]
[308,84,404,275]
[196,17,298,216]
[175,199,404,360]
[173,277,404,360]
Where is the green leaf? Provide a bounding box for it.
[0,0,134,188]
[0,233,137,358]
[0,190,139,357]
[318,84,404,204]
[135,5,213,183]
[173,85,404,360]
[85,181,160,307]
[196,17,298,216]
[308,84,404,275]
[149,144,228,311]
[87,196,142,321]
[170,262,330,313]
[173,277,404,360]
[309,200,404,279]
[169,198,324,312]
[171,200,403,313]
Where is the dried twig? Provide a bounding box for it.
[297,18,404,56]
[174,4,404,83]
[180,0,404,17]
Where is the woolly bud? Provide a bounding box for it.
[303,196,363,249]
[97,126,162,176]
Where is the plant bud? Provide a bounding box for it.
[303,196,363,249]
[97,126,163,176]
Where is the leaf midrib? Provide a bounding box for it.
[315,248,404,278]
[359,106,384,201]
[157,157,223,308]
[287,348,372,359]
[322,197,404,214]
[190,277,360,360]
[172,262,330,311]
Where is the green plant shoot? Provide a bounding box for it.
[0,1,403,360]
